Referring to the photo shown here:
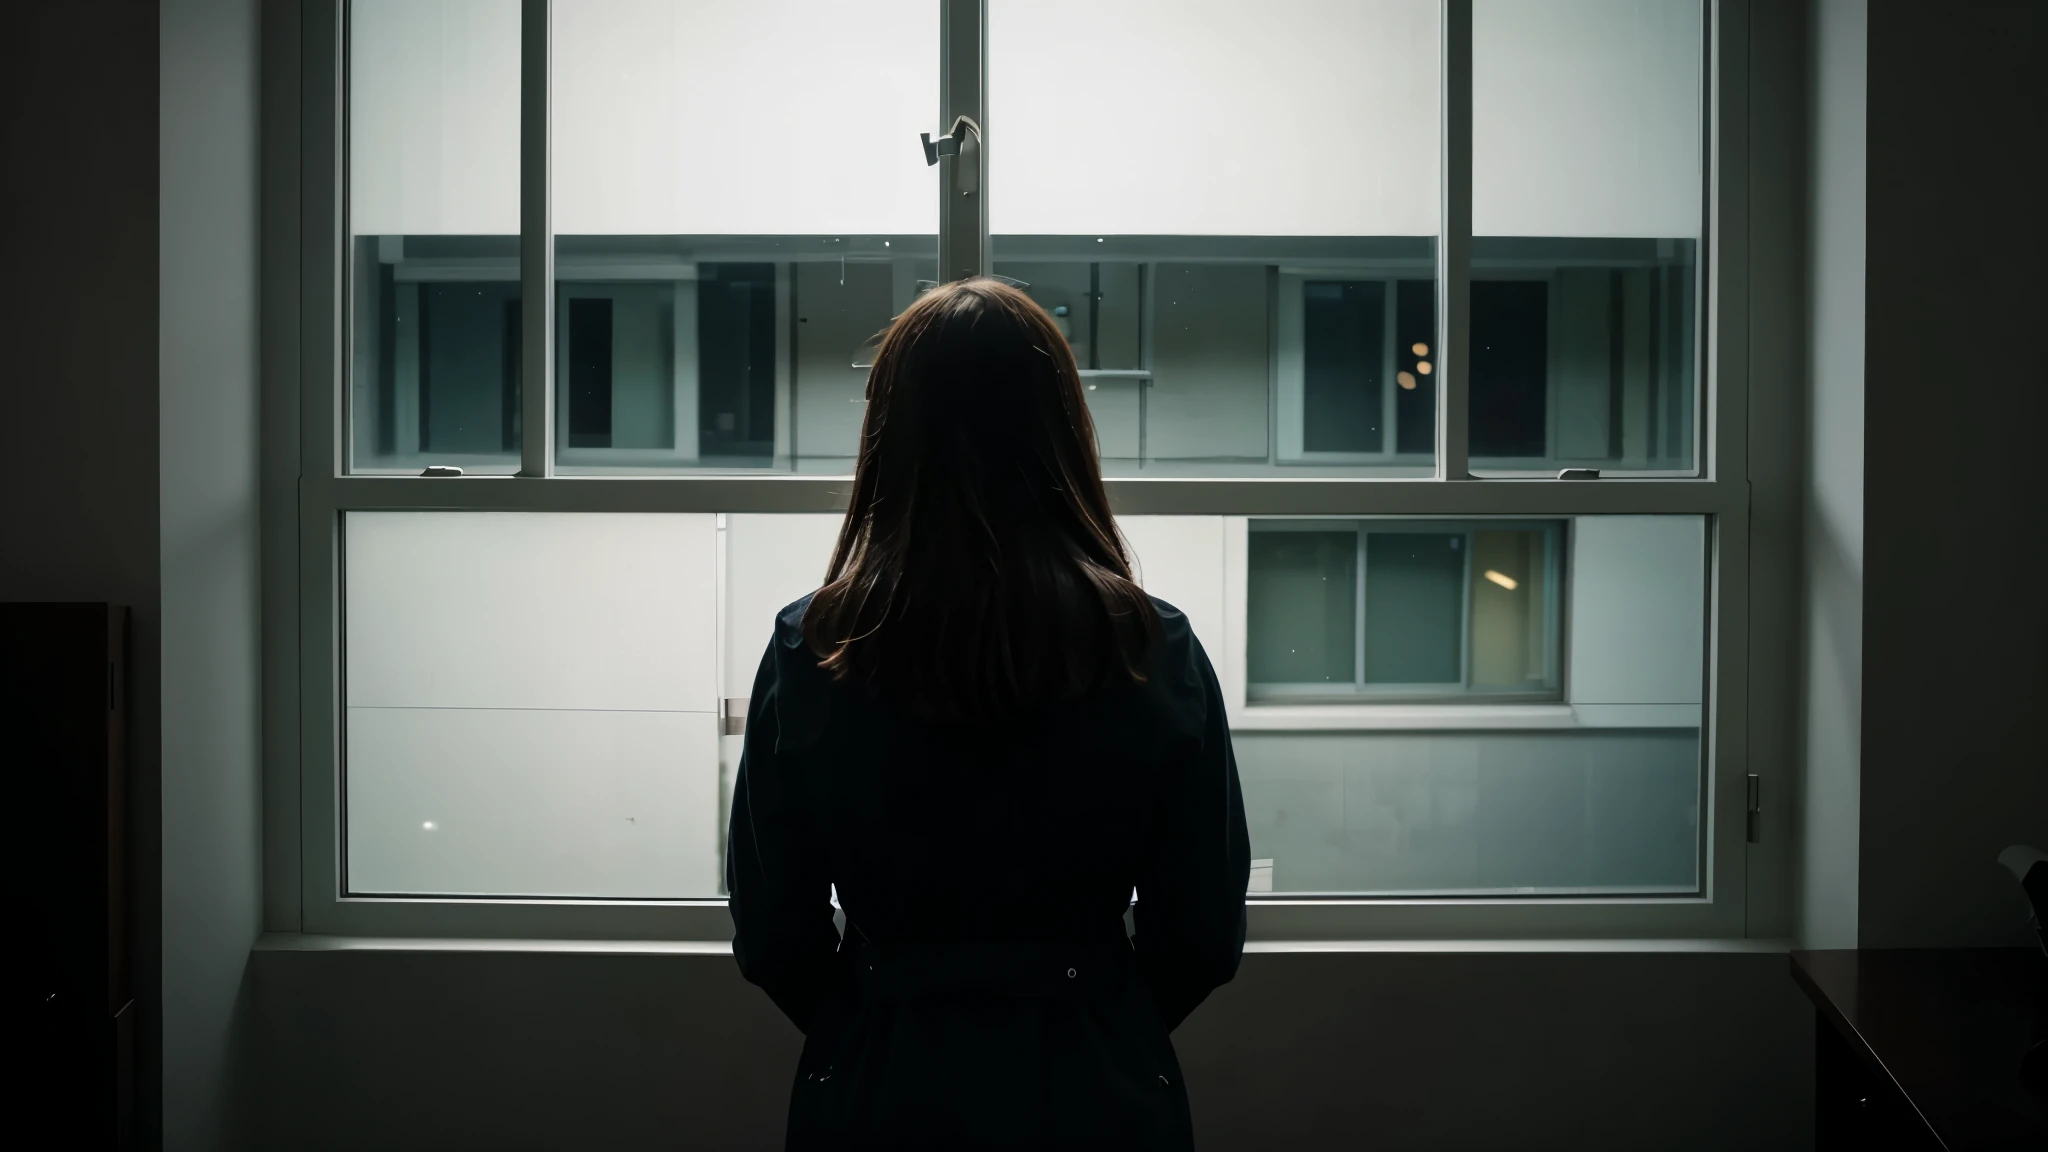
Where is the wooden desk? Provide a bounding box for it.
[1792,949,2047,1150]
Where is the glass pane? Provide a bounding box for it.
[1241,514,1706,894]
[348,0,522,474]
[990,1,1439,476]
[1247,530,1359,688]
[1362,532,1464,684]
[344,513,722,898]
[549,2,938,473]
[344,513,1701,900]
[1472,0,1702,473]
[1248,520,1567,702]
[1469,529,1553,690]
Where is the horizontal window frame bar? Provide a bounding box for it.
[300,893,1736,943]
[310,475,1742,518]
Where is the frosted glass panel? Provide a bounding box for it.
[344,512,721,897]
[1474,0,1703,238]
[1237,729,1699,895]
[345,513,716,711]
[540,1,937,473]
[991,0,1438,236]
[348,707,721,898]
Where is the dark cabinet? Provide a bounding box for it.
[5,604,133,1150]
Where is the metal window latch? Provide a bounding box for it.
[421,465,465,477]
[920,115,982,196]
[1745,774,1762,843]
[1557,468,1600,481]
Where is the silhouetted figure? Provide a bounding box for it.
[729,278,1250,1149]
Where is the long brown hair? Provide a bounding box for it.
[803,277,1158,720]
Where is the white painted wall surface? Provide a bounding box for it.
[1798,0,1864,951]
[160,0,264,1146]
[1567,516,1705,706]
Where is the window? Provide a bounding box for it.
[292,0,1744,940]
[1247,520,1563,702]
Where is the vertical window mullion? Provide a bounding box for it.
[1436,0,1473,480]
[518,0,554,477]
[938,0,989,282]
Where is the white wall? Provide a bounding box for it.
[1568,517,1705,711]
[1798,0,1864,951]
[353,0,1702,240]
[161,0,264,1148]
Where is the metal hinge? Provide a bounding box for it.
[1745,774,1762,843]
[721,698,747,737]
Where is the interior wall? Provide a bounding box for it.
[1796,0,1864,951]
[1744,0,1808,942]
[0,0,164,1143]
[247,946,1810,1152]
[160,0,266,1147]
[1856,0,2047,948]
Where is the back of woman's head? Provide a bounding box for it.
[804,277,1158,721]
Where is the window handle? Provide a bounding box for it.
[1557,468,1600,481]
[920,115,982,197]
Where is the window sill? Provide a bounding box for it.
[254,933,1787,957]
[1230,702,1700,731]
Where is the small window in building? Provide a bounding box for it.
[1247,519,1563,702]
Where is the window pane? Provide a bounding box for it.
[344,513,1702,900]
[344,513,721,898]
[1469,529,1553,690]
[1241,514,1706,894]
[348,0,522,474]
[1472,0,1702,473]
[1247,530,1358,688]
[1248,520,1567,701]
[1362,532,1464,684]
[548,1,938,473]
[991,1,1439,476]
[1303,282,1389,454]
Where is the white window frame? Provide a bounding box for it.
[265,0,1754,943]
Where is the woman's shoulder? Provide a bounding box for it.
[1143,594,1203,659]
[773,592,817,648]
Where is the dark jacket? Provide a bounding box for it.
[728,594,1250,1150]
